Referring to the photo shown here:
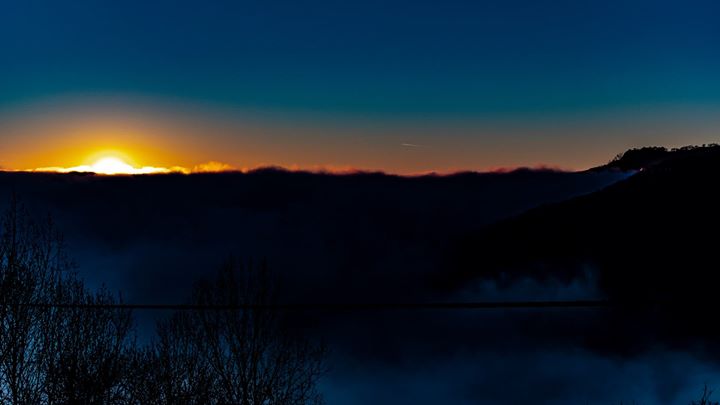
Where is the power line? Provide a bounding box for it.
[0,299,613,311]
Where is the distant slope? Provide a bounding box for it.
[592,144,720,172]
[449,145,720,307]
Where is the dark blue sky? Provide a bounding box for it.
[3,0,720,116]
[1,0,720,172]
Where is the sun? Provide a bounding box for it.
[26,150,230,175]
[69,154,174,175]
[90,157,137,175]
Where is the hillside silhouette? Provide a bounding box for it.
[594,144,720,172]
[448,144,720,348]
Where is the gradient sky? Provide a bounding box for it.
[1,0,719,173]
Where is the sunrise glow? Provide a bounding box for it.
[19,149,241,175]
[27,154,176,175]
[91,157,138,174]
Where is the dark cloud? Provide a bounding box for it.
[0,168,624,303]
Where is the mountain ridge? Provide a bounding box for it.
[448,144,720,315]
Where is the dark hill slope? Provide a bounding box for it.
[449,145,720,304]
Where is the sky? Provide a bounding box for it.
[1,0,720,173]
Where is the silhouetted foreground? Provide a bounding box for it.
[0,162,626,404]
[3,146,720,403]
[0,202,325,405]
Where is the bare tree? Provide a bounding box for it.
[0,200,135,405]
[0,200,66,404]
[132,260,327,405]
[1,200,325,404]
[42,281,134,405]
[691,384,720,405]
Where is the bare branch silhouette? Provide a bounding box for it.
[0,198,68,404]
[130,260,327,405]
[691,384,719,405]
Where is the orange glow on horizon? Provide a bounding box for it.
[0,100,603,175]
[23,149,236,175]
[5,97,720,176]
[31,156,176,175]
